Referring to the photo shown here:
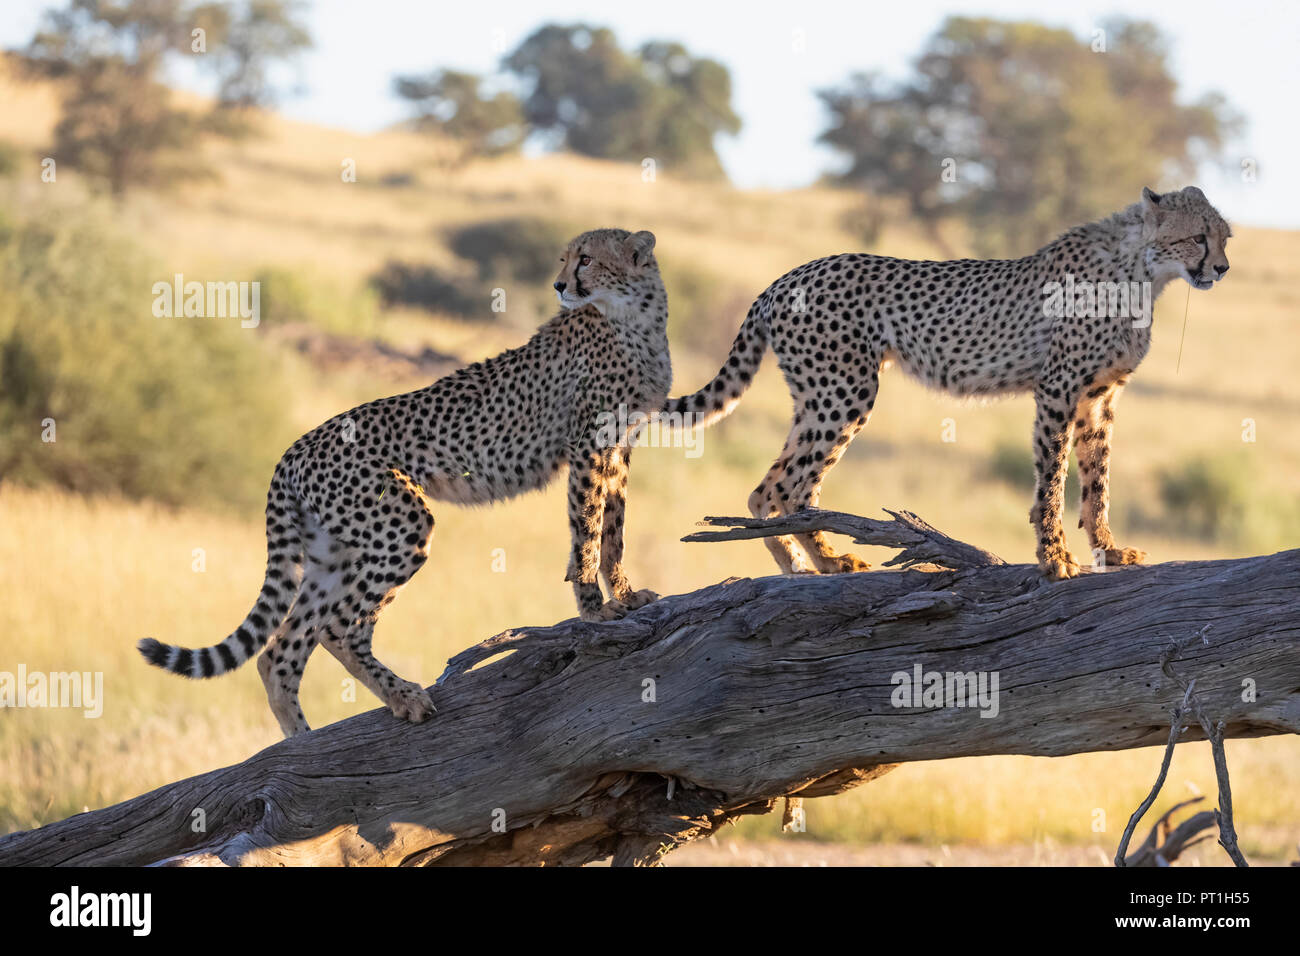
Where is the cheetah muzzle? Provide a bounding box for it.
[139,227,672,737]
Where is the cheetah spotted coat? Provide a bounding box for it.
[141,228,669,736]
[668,187,1231,578]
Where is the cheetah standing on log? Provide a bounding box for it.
[667,187,1231,579]
[140,228,669,736]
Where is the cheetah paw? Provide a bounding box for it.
[830,552,872,573]
[1099,546,1147,567]
[1039,549,1083,580]
[389,682,436,724]
[594,598,633,621]
[617,588,660,610]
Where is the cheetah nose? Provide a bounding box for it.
[1214,263,1229,277]
[553,281,566,293]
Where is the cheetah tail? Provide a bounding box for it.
[137,479,305,680]
[661,293,771,429]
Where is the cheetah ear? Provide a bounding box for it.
[1140,187,1164,231]
[627,230,656,266]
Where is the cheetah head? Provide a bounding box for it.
[553,228,658,314]
[1140,186,1231,291]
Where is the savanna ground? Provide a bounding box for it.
[0,61,1297,864]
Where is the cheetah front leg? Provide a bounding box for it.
[597,446,659,613]
[566,450,625,622]
[1073,382,1146,569]
[1031,386,1081,580]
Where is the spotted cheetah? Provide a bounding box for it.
[140,228,669,736]
[667,186,1230,579]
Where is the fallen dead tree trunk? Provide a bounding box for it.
[1,509,1297,866]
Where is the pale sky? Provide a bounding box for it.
[3,0,1297,227]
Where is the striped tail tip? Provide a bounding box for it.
[138,639,189,676]
[137,637,206,678]
[137,637,173,670]
[138,635,250,679]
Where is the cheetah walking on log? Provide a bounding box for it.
[140,228,669,736]
[667,187,1231,579]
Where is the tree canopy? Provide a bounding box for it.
[396,23,741,178]
[18,0,311,195]
[392,69,525,158]
[819,17,1240,255]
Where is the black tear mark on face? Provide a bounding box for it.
[1191,236,1208,278]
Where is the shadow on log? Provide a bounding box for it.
[1,509,1297,866]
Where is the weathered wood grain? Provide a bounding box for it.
[2,512,1297,866]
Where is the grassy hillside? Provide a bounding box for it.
[0,61,1297,862]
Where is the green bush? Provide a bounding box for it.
[0,140,21,178]
[986,437,1079,502]
[447,217,569,283]
[369,260,488,320]
[254,266,381,336]
[988,439,1035,491]
[1119,453,1299,553]
[1155,456,1252,543]
[0,203,288,512]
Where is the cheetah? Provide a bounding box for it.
[667,186,1230,579]
[139,228,669,736]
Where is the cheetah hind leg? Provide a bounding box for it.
[783,411,875,574]
[324,612,435,723]
[316,480,437,725]
[747,420,825,574]
[797,502,873,574]
[255,551,345,736]
[813,546,871,574]
[797,519,872,575]
[257,625,317,737]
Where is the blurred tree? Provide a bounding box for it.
[819,17,1241,256]
[17,0,310,196]
[447,217,570,282]
[819,73,957,255]
[398,24,739,175]
[0,205,289,511]
[635,40,741,177]
[392,69,525,159]
[195,0,311,110]
[504,24,740,177]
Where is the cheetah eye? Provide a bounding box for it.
[579,255,592,267]
[1194,234,1206,245]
